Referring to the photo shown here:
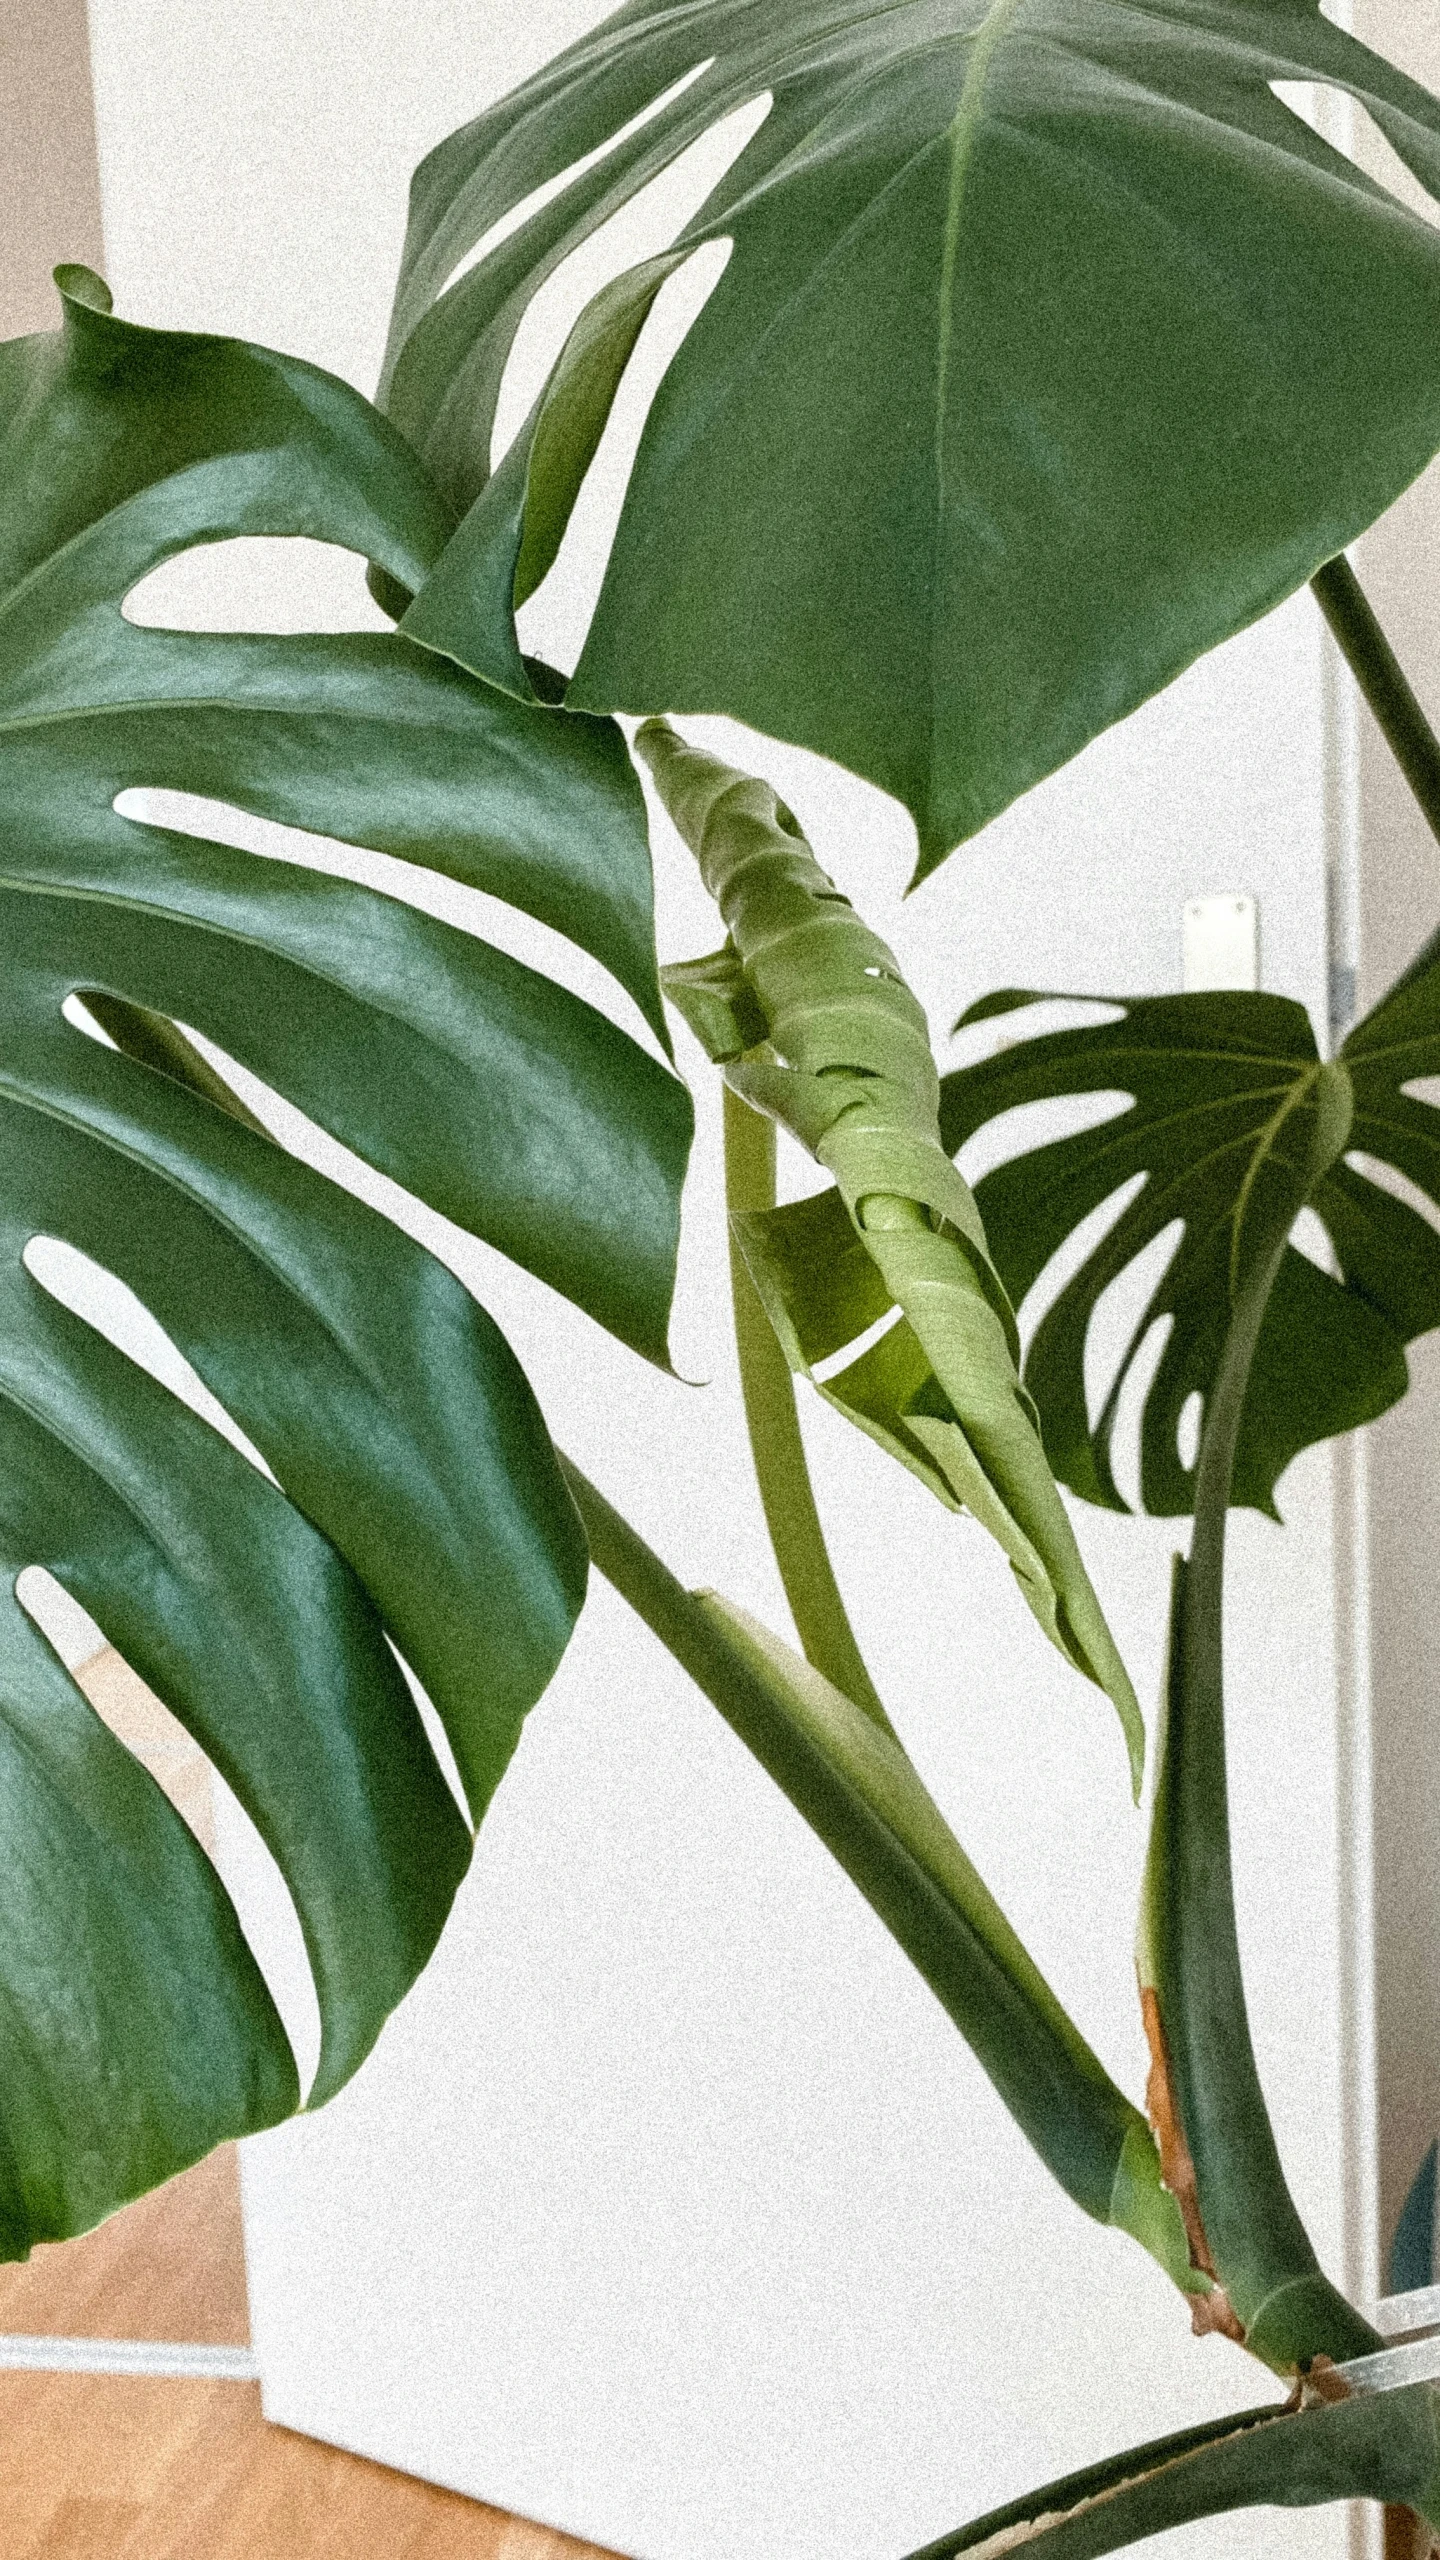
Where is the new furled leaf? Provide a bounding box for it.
[384,0,1440,868]
[0,272,690,2251]
[938,987,1440,1518]
[640,721,1142,1785]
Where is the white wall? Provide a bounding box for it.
[78,7,1408,2556]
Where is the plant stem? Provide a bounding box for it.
[1156,1230,1319,2288]
[1312,556,1440,849]
[559,1450,1194,2280]
[1144,1061,1381,2367]
[722,1084,895,1736]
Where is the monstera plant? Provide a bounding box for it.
[12,0,1440,2551]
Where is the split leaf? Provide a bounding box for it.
[0,272,689,2252]
[384,0,1440,868]
[939,987,1440,1518]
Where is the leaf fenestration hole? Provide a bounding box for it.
[955,1086,1132,1193]
[16,1569,219,1852]
[22,1234,275,1482]
[61,990,116,1047]
[1269,81,1440,230]
[1289,1204,1335,1274]
[14,1571,322,2092]
[498,80,770,677]
[15,1252,326,2096]
[1346,1149,1440,1240]
[510,239,733,676]
[389,1643,470,1827]
[438,56,718,302]
[13,1563,105,1670]
[123,536,391,634]
[1107,1311,1175,1517]
[492,88,768,469]
[1176,1389,1203,1474]
[1082,1210,1183,1457]
[98,1016,488,1317]
[1013,1165,1150,1361]
[108,786,669,1063]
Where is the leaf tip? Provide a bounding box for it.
[952,988,1054,1032]
[54,264,113,317]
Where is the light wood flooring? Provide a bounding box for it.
[0,2144,248,2347]
[0,1651,621,2558]
[0,2369,625,2559]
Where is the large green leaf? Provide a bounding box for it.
[639,722,1143,1785]
[902,2384,1440,2560]
[937,986,1440,1518]
[0,271,690,2252]
[384,0,1440,869]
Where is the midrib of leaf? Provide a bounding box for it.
[1020,1085,1300,1188]
[0,698,305,737]
[1097,1117,1301,1228]
[1226,1066,1322,1301]
[927,0,1048,836]
[1344,1031,1440,1068]
[934,0,1028,497]
[998,1093,1308,1281]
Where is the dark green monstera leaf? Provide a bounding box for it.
[382,0,1440,870]
[936,978,1440,1517]
[0,270,690,2253]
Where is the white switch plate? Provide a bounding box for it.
[1183,893,1259,992]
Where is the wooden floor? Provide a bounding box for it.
[0,2145,249,2346]
[0,1651,621,2558]
[1,2368,628,2559]
[1,2372,624,2558]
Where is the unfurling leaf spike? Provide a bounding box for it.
[640,719,1142,1789]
